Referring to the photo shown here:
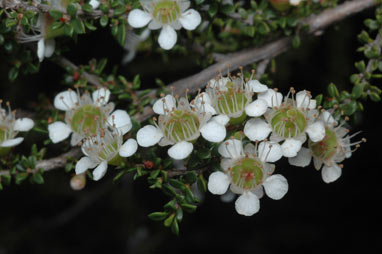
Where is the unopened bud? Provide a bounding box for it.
[70,174,86,191]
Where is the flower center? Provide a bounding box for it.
[270,107,306,138]
[71,105,103,136]
[153,0,181,24]
[0,125,10,143]
[309,127,338,161]
[163,109,200,143]
[230,157,264,190]
[99,140,122,165]
[216,82,249,121]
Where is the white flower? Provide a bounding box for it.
[0,101,34,149]
[208,139,287,216]
[244,88,325,157]
[75,126,138,181]
[127,0,201,50]
[122,29,151,64]
[288,111,365,183]
[289,0,303,6]
[17,1,68,61]
[89,0,100,9]
[194,75,268,125]
[48,88,132,146]
[137,94,226,160]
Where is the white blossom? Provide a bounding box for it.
[208,139,287,216]
[128,0,201,50]
[48,88,132,146]
[137,94,226,160]
[75,126,138,181]
[288,111,365,183]
[0,101,34,149]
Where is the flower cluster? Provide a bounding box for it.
[133,72,363,216]
[48,88,138,181]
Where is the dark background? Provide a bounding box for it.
[1,8,381,254]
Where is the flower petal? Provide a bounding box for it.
[288,147,312,167]
[263,174,288,200]
[89,0,100,9]
[218,139,243,159]
[306,121,325,142]
[153,95,176,115]
[92,160,108,181]
[75,156,97,174]
[244,118,271,141]
[246,80,268,93]
[322,164,342,183]
[158,25,177,50]
[54,90,79,111]
[245,99,268,117]
[0,137,24,147]
[321,111,336,126]
[37,39,45,62]
[296,90,316,109]
[70,132,83,146]
[207,171,230,195]
[148,19,162,30]
[252,186,264,199]
[128,9,152,28]
[48,122,72,143]
[258,89,283,108]
[108,110,132,135]
[281,139,302,157]
[136,125,163,147]
[200,121,226,143]
[179,9,201,30]
[258,141,283,163]
[235,192,260,216]
[168,141,193,160]
[44,39,55,58]
[119,138,138,157]
[211,115,230,126]
[92,87,111,106]
[13,118,34,132]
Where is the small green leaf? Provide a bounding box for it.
[67,3,78,16]
[208,3,218,18]
[352,84,363,99]
[100,16,109,27]
[32,173,44,184]
[15,173,28,185]
[8,67,19,81]
[328,83,339,98]
[315,94,323,106]
[148,211,168,221]
[82,3,94,13]
[71,18,85,34]
[181,203,197,213]
[171,218,179,235]
[49,10,63,19]
[369,92,381,102]
[292,35,301,48]
[164,213,175,227]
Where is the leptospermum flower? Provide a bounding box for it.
[127,0,201,50]
[137,93,226,160]
[48,88,132,146]
[193,74,269,125]
[289,111,365,183]
[75,126,138,181]
[0,100,34,151]
[207,138,287,216]
[17,0,68,62]
[244,88,325,158]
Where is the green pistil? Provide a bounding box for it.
[271,107,306,138]
[309,127,338,161]
[164,110,200,143]
[216,85,248,122]
[99,141,122,166]
[71,104,103,135]
[153,0,180,24]
[230,158,264,190]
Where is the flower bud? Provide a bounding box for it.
[70,173,86,191]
